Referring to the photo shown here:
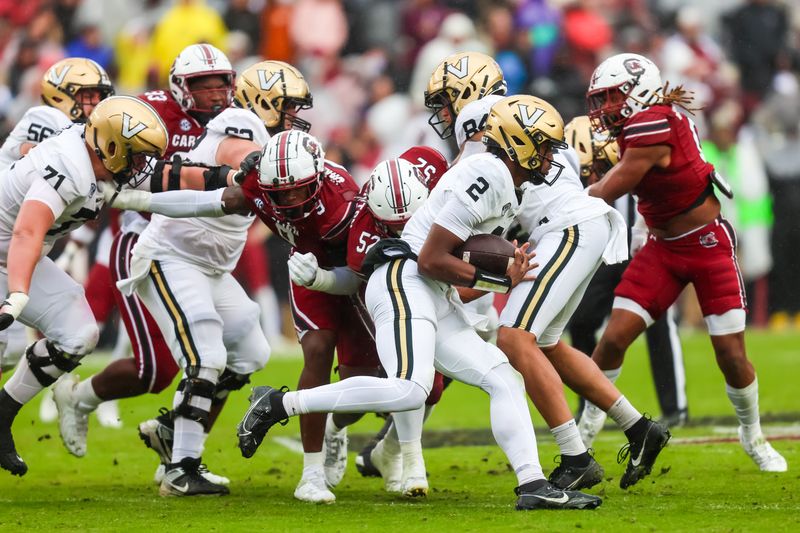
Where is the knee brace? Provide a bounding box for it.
[175,376,216,429]
[25,340,82,387]
[212,368,251,405]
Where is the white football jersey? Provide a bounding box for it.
[454,94,503,159]
[0,125,102,261]
[0,106,71,171]
[402,152,519,255]
[133,108,268,274]
[516,146,614,245]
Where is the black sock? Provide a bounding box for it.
[0,389,23,420]
[269,390,288,419]
[624,416,649,442]
[561,451,591,468]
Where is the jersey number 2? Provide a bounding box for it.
[466,177,489,202]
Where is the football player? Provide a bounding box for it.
[582,53,786,472]
[0,57,113,376]
[564,116,689,431]
[0,96,167,476]
[108,129,381,504]
[53,44,236,464]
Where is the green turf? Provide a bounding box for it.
[2,330,798,531]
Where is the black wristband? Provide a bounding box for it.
[166,154,183,191]
[470,268,512,294]
[150,160,167,192]
[203,165,233,190]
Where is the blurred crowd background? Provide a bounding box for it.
[1,0,799,334]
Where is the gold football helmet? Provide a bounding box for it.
[424,51,506,139]
[41,57,114,122]
[483,95,567,185]
[235,60,313,134]
[85,96,168,185]
[564,115,619,186]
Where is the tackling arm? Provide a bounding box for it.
[587,144,670,203]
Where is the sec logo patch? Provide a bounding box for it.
[180,118,192,132]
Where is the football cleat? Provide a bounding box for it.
[548,453,605,491]
[368,440,403,493]
[96,400,123,428]
[138,408,174,466]
[237,386,288,458]
[53,373,89,457]
[38,387,58,423]
[159,457,229,497]
[153,462,231,486]
[515,481,602,510]
[400,453,428,498]
[0,390,26,476]
[323,414,348,488]
[294,471,336,504]
[618,417,671,489]
[738,427,788,472]
[577,403,607,448]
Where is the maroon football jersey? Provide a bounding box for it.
[137,90,204,157]
[347,199,387,275]
[618,105,715,229]
[241,160,359,267]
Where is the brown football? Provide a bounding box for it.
[454,234,516,276]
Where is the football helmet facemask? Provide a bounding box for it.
[235,60,313,134]
[587,53,663,136]
[424,51,506,139]
[85,96,168,186]
[564,115,619,186]
[258,130,325,221]
[366,158,429,235]
[483,95,567,186]
[41,57,114,123]
[169,44,235,122]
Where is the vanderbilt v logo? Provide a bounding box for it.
[444,57,469,79]
[49,65,72,85]
[257,70,281,91]
[517,104,545,127]
[121,113,147,139]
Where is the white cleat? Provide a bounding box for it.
[739,427,788,472]
[53,374,89,457]
[323,415,348,488]
[294,471,336,503]
[39,387,58,423]
[400,453,428,498]
[578,403,607,449]
[370,440,403,493]
[96,400,123,428]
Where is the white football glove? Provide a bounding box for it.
[288,252,320,288]
[0,292,29,331]
[630,226,648,256]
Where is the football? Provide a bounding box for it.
[454,234,516,276]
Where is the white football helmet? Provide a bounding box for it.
[258,130,326,220]
[169,43,235,118]
[366,158,429,231]
[587,53,663,135]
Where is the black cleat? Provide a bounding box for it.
[618,417,671,489]
[237,386,288,458]
[548,453,605,490]
[0,390,26,476]
[159,457,229,497]
[515,481,602,510]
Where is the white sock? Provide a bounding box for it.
[400,438,424,474]
[551,419,587,456]
[393,404,426,443]
[302,451,325,478]
[3,341,63,404]
[381,428,401,455]
[481,363,545,485]
[603,367,622,383]
[607,395,641,431]
[75,378,103,414]
[726,377,761,437]
[283,377,426,416]
[326,414,344,434]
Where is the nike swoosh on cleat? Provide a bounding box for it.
[172,482,189,493]
[533,493,570,504]
[631,435,647,467]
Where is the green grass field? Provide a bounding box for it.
[2,330,798,532]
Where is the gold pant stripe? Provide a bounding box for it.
[149,261,199,367]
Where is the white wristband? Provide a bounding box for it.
[1,292,29,319]
[309,268,336,292]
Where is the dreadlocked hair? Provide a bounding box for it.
[658,81,702,115]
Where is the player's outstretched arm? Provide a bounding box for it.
[588,144,670,202]
[104,184,250,218]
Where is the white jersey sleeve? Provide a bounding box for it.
[454,95,503,150]
[0,106,71,171]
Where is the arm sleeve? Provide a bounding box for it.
[433,191,483,241]
[24,176,67,219]
[148,188,226,218]
[310,266,363,295]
